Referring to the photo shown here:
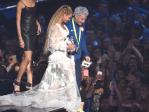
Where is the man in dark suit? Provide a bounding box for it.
[66,6,91,88]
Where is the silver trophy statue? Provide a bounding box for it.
[66,36,76,55]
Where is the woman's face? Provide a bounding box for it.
[63,14,72,23]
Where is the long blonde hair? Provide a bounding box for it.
[43,5,72,54]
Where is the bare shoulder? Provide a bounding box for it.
[17,0,24,9]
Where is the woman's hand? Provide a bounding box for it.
[19,40,25,48]
[36,20,41,35]
[67,43,76,51]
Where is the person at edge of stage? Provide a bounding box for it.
[14,0,41,92]
[66,6,91,89]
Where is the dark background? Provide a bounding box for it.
[0,0,129,37]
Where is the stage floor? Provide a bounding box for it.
[0,106,67,112]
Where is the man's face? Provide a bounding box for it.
[75,15,87,26]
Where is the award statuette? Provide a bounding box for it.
[66,36,77,55]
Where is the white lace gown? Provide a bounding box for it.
[0,24,81,112]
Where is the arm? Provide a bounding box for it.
[82,33,89,56]
[65,20,76,51]
[48,25,65,51]
[36,20,41,35]
[16,1,24,48]
[120,38,135,58]
[109,81,122,106]
[44,24,64,54]
[121,40,143,66]
[6,64,14,72]
[82,33,90,61]
[132,46,143,64]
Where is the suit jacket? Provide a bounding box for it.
[66,17,89,60]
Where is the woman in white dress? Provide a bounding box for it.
[0,5,82,112]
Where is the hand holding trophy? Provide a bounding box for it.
[66,36,76,55]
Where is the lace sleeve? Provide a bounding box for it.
[48,25,66,52]
[48,25,59,49]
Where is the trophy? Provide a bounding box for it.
[66,36,77,55]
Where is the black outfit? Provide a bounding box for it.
[21,5,37,51]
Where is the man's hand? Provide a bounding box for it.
[85,56,91,62]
